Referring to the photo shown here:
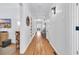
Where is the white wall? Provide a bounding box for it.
[20,4,31,54]
[64,3,72,55]
[47,4,66,54]
[0,3,19,43]
[46,3,74,55]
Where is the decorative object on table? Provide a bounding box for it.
[0,18,11,28]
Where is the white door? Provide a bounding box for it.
[72,3,79,55]
[76,3,79,55]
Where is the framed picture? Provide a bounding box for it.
[0,18,11,28]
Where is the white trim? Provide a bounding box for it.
[47,37,60,55]
[20,32,36,54]
[71,3,74,54]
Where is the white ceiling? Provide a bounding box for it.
[0,3,63,19]
[27,3,53,19]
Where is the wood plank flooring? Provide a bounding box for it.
[24,31,57,55]
[0,44,19,55]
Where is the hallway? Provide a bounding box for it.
[0,3,79,55]
[24,31,57,55]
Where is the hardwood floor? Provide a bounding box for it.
[9,44,20,55]
[24,31,57,55]
[0,44,19,55]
